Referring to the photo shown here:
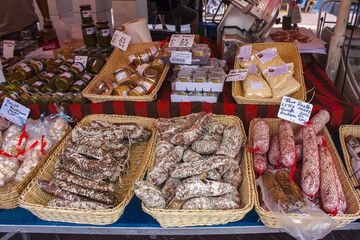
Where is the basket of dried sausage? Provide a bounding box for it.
[232,42,306,105]
[82,42,170,103]
[19,114,156,225]
[134,113,254,227]
[339,125,360,198]
[249,114,360,229]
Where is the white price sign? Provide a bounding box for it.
[0,62,5,83]
[170,51,192,64]
[226,69,248,82]
[169,34,195,48]
[75,56,88,68]
[278,96,313,125]
[111,30,131,51]
[0,97,30,126]
[3,40,15,59]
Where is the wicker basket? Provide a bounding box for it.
[19,114,156,225]
[142,114,254,228]
[339,125,360,196]
[249,118,360,228]
[232,43,306,105]
[0,127,71,209]
[82,42,170,103]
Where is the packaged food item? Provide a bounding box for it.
[80,4,93,22]
[242,73,272,98]
[96,20,111,48]
[82,21,97,47]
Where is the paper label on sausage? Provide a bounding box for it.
[255,48,277,64]
[237,45,252,62]
[278,96,313,125]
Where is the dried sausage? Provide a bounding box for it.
[252,120,270,154]
[268,135,280,166]
[253,153,267,176]
[134,181,166,209]
[217,124,242,158]
[278,120,296,168]
[47,198,112,210]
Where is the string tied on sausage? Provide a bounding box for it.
[246,145,260,154]
[289,153,298,184]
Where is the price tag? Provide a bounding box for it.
[111,30,131,51]
[0,62,5,83]
[0,97,30,126]
[169,34,195,48]
[278,96,313,125]
[226,69,248,82]
[268,64,289,77]
[170,51,192,64]
[75,56,88,68]
[255,48,277,64]
[236,45,252,62]
[3,40,15,59]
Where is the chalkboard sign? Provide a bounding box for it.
[0,97,30,126]
[278,96,313,125]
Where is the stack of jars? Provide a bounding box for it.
[95,44,165,96]
[80,5,112,48]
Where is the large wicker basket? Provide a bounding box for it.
[339,125,360,196]
[232,42,306,105]
[82,42,170,103]
[19,114,156,225]
[249,118,360,228]
[0,127,71,209]
[142,114,254,227]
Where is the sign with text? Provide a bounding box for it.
[278,96,313,125]
[226,69,248,82]
[0,62,5,83]
[0,97,30,126]
[75,56,88,68]
[111,30,131,51]
[170,51,192,64]
[169,34,195,48]
[3,40,15,58]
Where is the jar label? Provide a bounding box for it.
[55,59,63,64]
[66,58,75,64]
[33,81,43,86]
[121,90,128,96]
[128,54,138,63]
[34,61,44,71]
[149,46,158,57]
[100,29,111,37]
[115,71,128,82]
[85,27,96,35]
[72,63,85,73]
[139,80,152,91]
[59,65,68,71]
[82,10,92,18]
[9,92,19,100]
[82,73,92,81]
[18,63,27,68]
[74,80,85,86]
[134,86,145,94]
[155,58,164,66]
[20,85,29,92]
[45,72,55,78]
[91,60,97,67]
[23,67,31,72]
[136,64,150,76]
[61,72,72,78]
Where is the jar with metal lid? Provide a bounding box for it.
[139,77,157,94]
[80,4,93,22]
[113,83,133,96]
[48,92,64,105]
[192,47,207,57]
[192,72,207,83]
[69,79,88,93]
[82,21,97,47]
[37,93,52,105]
[43,71,57,80]
[54,59,63,66]
[96,20,111,48]
[15,64,34,81]
[61,93,74,105]
[29,60,45,73]
[66,58,75,65]
[130,73,141,85]
[136,63,152,76]
[86,57,95,72]
[138,49,152,63]
[113,68,132,85]
[26,92,42,105]
[16,92,31,105]
[128,53,141,64]
[13,62,29,71]
[44,62,58,72]
[14,83,30,94]
[178,71,192,82]
[73,93,87,104]
[208,72,224,83]
[95,78,117,95]
[80,72,94,82]
[129,84,148,96]
[155,50,164,59]
[55,71,75,92]
[41,81,56,93]
[5,90,21,101]
[164,47,178,57]
[148,44,160,58]
[90,58,106,74]
[24,75,40,85]
[5,75,15,84]
[68,62,85,79]
[29,80,46,93]
[152,58,164,74]
[144,68,158,82]
[37,71,50,81]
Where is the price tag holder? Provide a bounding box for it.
[0,62,5,83]
[75,56,88,68]
[111,30,131,51]
[278,96,313,125]
[226,69,248,82]
[169,34,195,48]
[236,45,252,62]
[0,97,30,127]
[170,51,192,64]
[3,40,15,59]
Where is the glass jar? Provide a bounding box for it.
[95,78,117,95]
[130,73,141,85]
[13,62,29,71]
[29,60,45,73]
[37,93,52,105]
[66,58,75,65]
[193,72,207,83]
[43,71,57,80]
[128,53,141,64]
[61,93,74,105]
[24,75,40,85]
[148,44,160,58]
[96,20,111,48]
[26,92,42,105]
[178,72,192,82]
[14,83,30,94]
[15,65,34,81]
[192,48,207,57]
[55,71,75,92]
[144,68,158,82]
[113,84,133,96]
[155,50,164,59]
[69,79,87,93]
[152,58,164,74]
[136,63,152,76]
[55,63,70,74]
[29,80,46,93]
[41,81,56,93]
[208,72,223,83]
[80,72,94,82]
[73,93,87,104]
[90,58,106,74]
[48,92,64,105]
[16,92,31,105]
[138,49,152,63]
[129,84,148,96]
[0,82,9,89]
[164,47,178,57]
[113,68,132,85]
[82,21,97,47]
[5,90,21,101]
[80,4,93,22]
[139,77,157,94]
[68,62,85,79]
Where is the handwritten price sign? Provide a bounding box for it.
[3,40,15,59]
[111,31,131,51]
[278,96,313,125]
[169,34,195,48]
[75,56,88,68]
[0,97,30,126]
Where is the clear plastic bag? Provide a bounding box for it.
[257,170,338,240]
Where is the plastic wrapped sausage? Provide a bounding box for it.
[278,120,296,168]
[334,169,347,214]
[268,135,280,166]
[294,110,330,143]
[252,120,270,154]
[253,153,267,176]
[134,180,166,209]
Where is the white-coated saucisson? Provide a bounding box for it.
[252,120,270,154]
[278,120,296,168]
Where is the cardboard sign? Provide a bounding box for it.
[169,34,195,48]
[0,97,30,126]
[3,40,15,58]
[111,30,131,51]
[226,69,248,82]
[278,96,313,125]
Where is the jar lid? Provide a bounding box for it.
[144,68,158,78]
[143,76,157,85]
[136,83,149,95]
[96,20,109,24]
